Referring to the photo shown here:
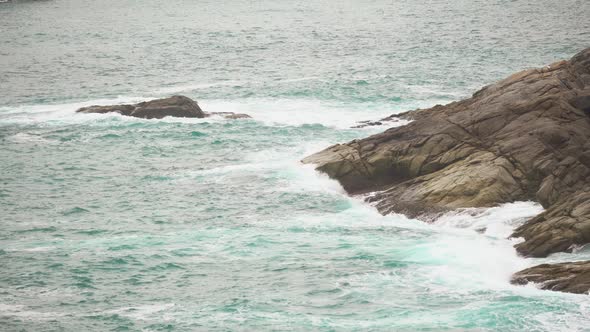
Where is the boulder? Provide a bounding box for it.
[303,48,590,258]
[77,95,206,119]
[77,95,253,120]
[511,261,590,294]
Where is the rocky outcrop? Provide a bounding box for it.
[512,190,590,257]
[303,48,590,258]
[511,261,590,294]
[77,95,206,119]
[76,95,251,120]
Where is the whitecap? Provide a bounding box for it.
[434,201,544,239]
[8,132,54,144]
[104,303,175,320]
[198,98,413,129]
[0,303,67,320]
[6,246,56,253]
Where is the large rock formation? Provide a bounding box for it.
[77,95,206,119]
[76,95,251,120]
[511,261,590,294]
[302,48,590,259]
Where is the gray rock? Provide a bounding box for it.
[76,95,254,120]
[77,95,206,119]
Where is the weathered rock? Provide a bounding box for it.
[303,48,590,257]
[77,95,206,119]
[76,96,253,120]
[512,190,590,257]
[511,261,590,294]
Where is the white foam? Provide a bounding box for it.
[0,303,67,320]
[292,165,550,290]
[8,132,55,144]
[0,96,417,129]
[104,303,175,320]
[5,246,56,253]
[392,202,544,290]
[435,201,544,238]
[199,98,410,129]
[0,96,149,126]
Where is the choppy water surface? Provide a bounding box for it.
[1,0,589,330]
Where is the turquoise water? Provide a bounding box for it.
[1,0,590,331]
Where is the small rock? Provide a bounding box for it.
[511,261,590,294]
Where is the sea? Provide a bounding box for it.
[1,0,589,330]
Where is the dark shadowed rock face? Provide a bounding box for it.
[511,261,590,294]
[77,95,206,119]
[303,48,590,258]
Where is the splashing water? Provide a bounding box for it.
[1,0,589,330]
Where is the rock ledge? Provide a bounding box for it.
[511,261,590,294]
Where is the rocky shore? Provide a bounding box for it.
[511,261,590,294]
[76,95,251,120]
[303,48,590,294]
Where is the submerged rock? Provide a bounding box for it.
[351,120,383,128]
[208,112,252,119]
[511,261,590,294]
[76,95,251,120]
[303,48,590,258]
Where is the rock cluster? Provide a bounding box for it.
[303,48,590,294]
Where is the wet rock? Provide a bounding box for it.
[351,117,407,129]
[351,120,383,128]
[77,95,206,119]
[76,96,253,120]
[512,190,590,257]
[511,261,590,294]
[303,48,590,258]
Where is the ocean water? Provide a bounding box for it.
[1,0,590,331]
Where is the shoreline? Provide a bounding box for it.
[304,47,590,294]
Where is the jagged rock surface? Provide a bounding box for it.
[302,48,590,258]
[511,261,590,294]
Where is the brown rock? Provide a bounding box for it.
[302,48,590,258]
[511,261,590,294]
[512,190,590,257]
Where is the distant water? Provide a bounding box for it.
[1,0,589,331]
